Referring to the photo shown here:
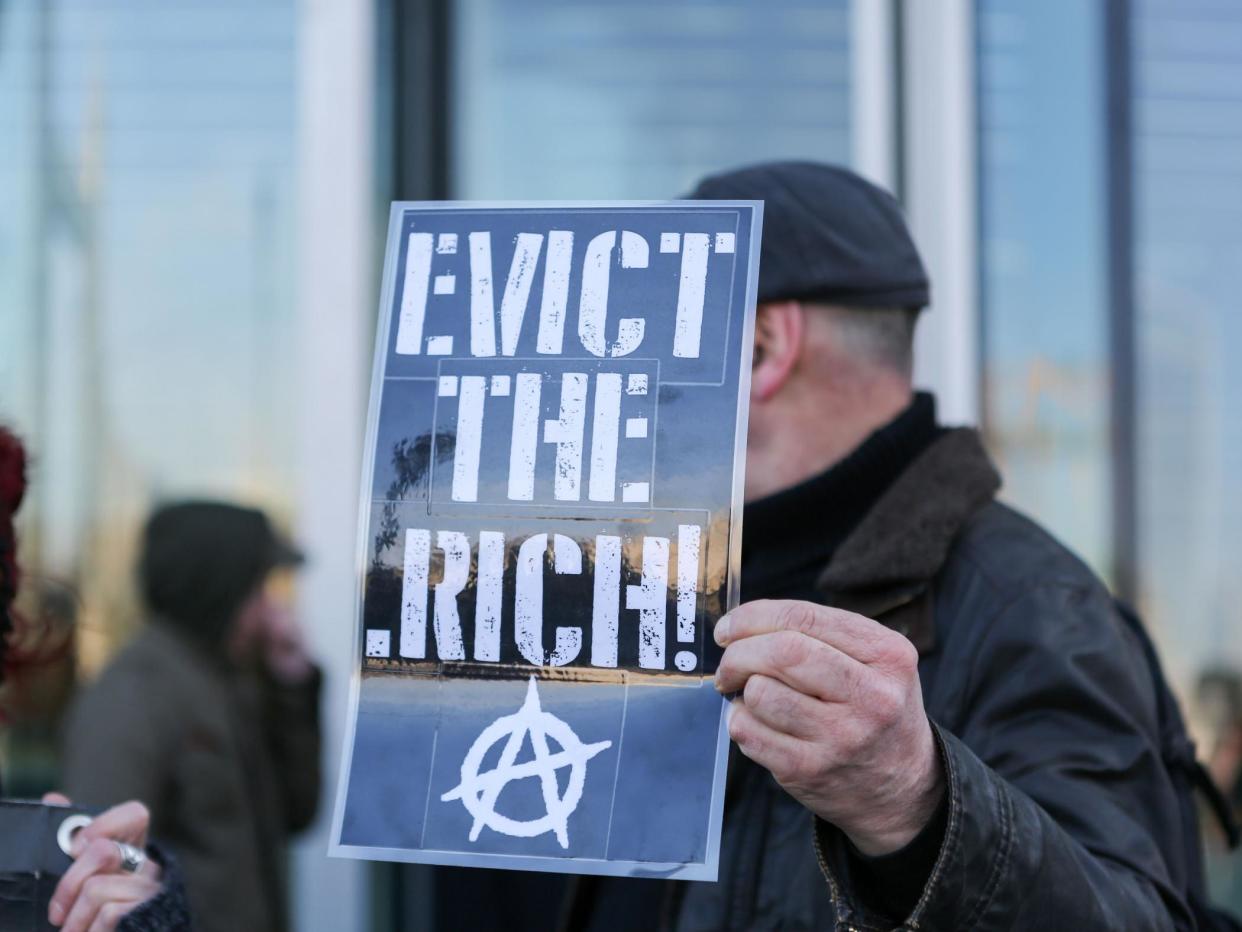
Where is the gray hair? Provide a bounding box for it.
[812,303,920,378]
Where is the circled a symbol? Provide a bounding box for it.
[441,676,612,848]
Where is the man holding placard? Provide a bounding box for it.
[565,163,1200,930]
[335,163,1205,930]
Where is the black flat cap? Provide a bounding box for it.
[688,161,929,310]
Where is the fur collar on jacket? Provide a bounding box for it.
[816,427,1001,651]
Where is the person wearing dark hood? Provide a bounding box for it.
[1,427,191,930]
[61,501,322,932]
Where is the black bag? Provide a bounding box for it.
[1116,602,1242,931]
[0,799,95,932]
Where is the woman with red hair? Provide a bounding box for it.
[1,428,189,931]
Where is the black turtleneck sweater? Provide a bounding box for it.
[740,391,941,602]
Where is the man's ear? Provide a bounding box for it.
[751,301,804,403]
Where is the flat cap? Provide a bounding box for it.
[688,161,929,310]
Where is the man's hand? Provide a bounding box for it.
[714,599,944,856]
[44,794,163,931]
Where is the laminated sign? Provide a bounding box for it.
[330,201,762,880]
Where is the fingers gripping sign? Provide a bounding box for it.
[713,600,945,856]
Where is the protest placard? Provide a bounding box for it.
[330,201,761,880]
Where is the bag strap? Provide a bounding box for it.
[1186,754,1241,850]
[1115,601,1240,850]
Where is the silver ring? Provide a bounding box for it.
[115,841,147,874]
[57,814,93,857]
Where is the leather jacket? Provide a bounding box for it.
[673,428,1194,931]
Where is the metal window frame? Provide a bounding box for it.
[382,0,453,201]
[1105,0,1137,602]
[290,1,376,930]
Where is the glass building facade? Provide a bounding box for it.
[452,0,852,198]
[1133,0,1242,683]
[976,0,1242,905]
[977,0,1242,695]
[0,0,301,673]
[3,0,1242,923]
[976,0,1112,580]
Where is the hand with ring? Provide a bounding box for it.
[44,793,164,932]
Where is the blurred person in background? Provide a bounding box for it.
[61,501,322,932]
[1,427,191,930]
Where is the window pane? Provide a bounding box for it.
[1134,0,1242,685]
[452,0,853,199]
[0,0,299,687]
[976,0,1112,579]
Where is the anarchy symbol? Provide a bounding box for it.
[441,676,612,849]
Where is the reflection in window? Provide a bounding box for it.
[976,0,1112,579]
[1135,3,1242,908]
[0,1,299,683]
[453,0,852,199]
[1134,0,1242,687]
